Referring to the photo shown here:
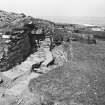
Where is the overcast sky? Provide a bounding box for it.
[0,0,105,20]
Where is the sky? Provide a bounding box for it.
[0,0,105,23]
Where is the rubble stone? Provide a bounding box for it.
[52,42,70,66]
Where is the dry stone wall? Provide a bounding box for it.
[0,28,31,72]
[0,10,55,72]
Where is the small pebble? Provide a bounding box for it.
[0,77,3,84]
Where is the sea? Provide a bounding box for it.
[41,16,105,27]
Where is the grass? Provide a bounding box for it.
[28,40,105,105]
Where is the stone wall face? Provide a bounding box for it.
[0,10,55,72]
[0,29,31,72]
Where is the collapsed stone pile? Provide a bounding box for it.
[0,40,70,105]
